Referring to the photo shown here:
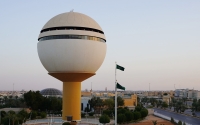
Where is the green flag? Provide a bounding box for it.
[116,83,125,90]
[116,64,125,71]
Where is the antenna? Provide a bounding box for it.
[149,83,150,91]
[12,83,14,95]
[91,82,92,92]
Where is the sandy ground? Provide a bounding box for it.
[129,115,174,125]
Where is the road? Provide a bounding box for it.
[154,108,200,125]
[168,107,200,117]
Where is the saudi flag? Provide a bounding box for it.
[116,64,125,71]
[116,83,125,90]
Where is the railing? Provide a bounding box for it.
[154,111,192,125]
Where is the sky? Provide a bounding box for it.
[0,1,200,91]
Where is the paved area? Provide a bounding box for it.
[154,108,200,125]
[167,107,200,117]
[24,115,173,125]
[24,117,114,125]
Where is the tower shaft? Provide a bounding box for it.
[49,73,95,121]
[63,82,81,120]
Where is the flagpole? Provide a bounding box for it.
[115,62,117,125]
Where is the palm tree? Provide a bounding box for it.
[152,120,157,125]
[11,114,17,125]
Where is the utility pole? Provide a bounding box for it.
[12,83,14,95]
[0,111,1,125]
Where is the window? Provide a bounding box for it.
[39,35,106,42]
[41,26,104,34]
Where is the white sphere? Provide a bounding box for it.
[37,12,106,73]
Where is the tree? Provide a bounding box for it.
[117,114,126,124]
[17,110,28,123]
[162,102,168,109]
[117,96,124,107]
[30,111,37,120]
[1,116,9,125]
[181,105,186,112]
[178,120,182,125]
[6,111,16,125]
[40,112,47,118]
[88,97,103,114]
[0,111,6,118]
[171,117,175,123]
[84,107,90,112]
[104,98,114,110]
[24,90,43,110]
[192,99,198,111]
[99,114,110,124]
[103,110,112,116]
[11,114,17,125]
[182,98,187,105]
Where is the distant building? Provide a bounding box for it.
[162,94,171,105]
[80,91,137,111]
[174,89,200,100]
[40,88,62,97]
[124,94,137,110]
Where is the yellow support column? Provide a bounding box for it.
[62,82,81,121]
[49,73,95,121]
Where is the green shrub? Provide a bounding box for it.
[36,116,41,119]
[140,109,148,118]
[40,112,47,118]
[103,110,112,116]
[135,106,142,112]
[62,122,71,125]
[0,111,6,118]
[117,114,126,124]
[2,116,9,125]
[84,107,90,112]
[117,108,126,114]
[99,114,110,124]
[81,113,85,118]
[133,111,141,120]
[88,112,94,116]
[30,111,37,120]
[125,111,133,122]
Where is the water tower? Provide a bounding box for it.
[37,11,106,121]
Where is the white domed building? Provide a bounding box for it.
[40,88,62,97]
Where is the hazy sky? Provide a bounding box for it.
[0,1,200,91]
